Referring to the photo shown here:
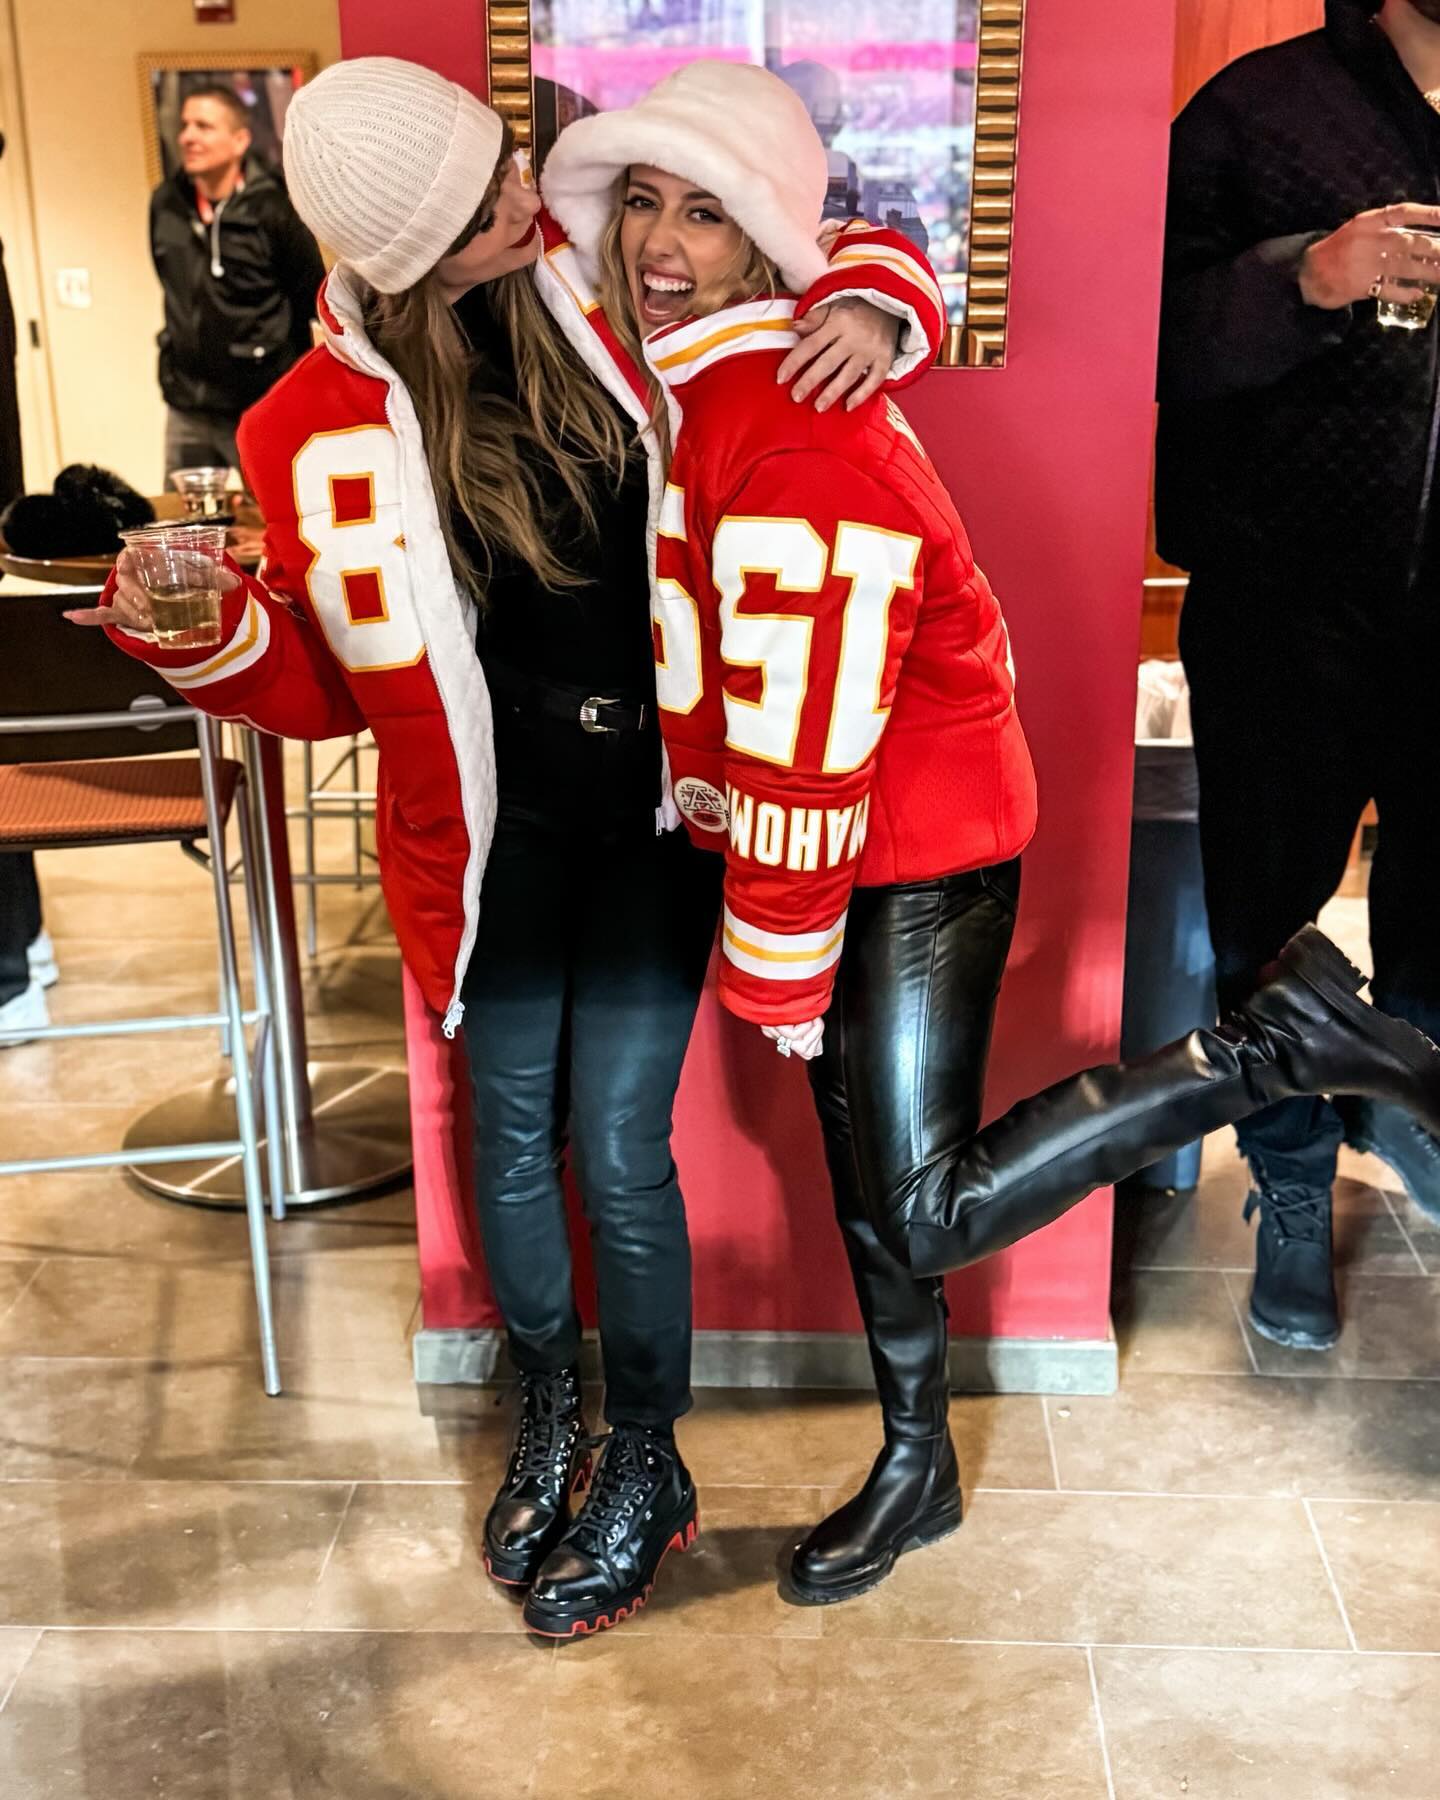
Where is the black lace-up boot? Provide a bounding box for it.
[1245,1179,1339,1351]
[522,1425,697,1638]
[483,1367,590,1590]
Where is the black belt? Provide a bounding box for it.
[485,661,650,736]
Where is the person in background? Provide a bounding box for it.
[1157,0,1440,1352]
[0,129,58,1045]
[151,83,325,478]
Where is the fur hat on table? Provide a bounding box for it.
[540,59,831,294]
[0,465,154,559]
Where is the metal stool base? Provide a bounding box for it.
[124,1062,411,1209]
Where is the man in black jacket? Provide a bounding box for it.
[1159,0,1440,1353]
[151,85,324,477]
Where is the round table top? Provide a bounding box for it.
[0,498,264,588]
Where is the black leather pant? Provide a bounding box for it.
[461,810,721,1428]
[807,863,1021,1433]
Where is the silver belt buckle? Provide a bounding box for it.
[580,696,619,735]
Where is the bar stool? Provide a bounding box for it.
[0,590,284,1395]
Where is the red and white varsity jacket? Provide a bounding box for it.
[648,289,1038,1026]
[100,214,945,1031]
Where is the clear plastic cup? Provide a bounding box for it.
[118,522,228,648]
[170,465,235,522]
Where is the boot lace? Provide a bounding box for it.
[507,1372,581,1487]
[1244,1183,1329,1245]
[568,1427,666,1552]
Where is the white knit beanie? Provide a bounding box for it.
[541,61,830,294]
[283,57,505,294]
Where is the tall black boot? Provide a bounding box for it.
[483,1367,590,1589]
[788,1218,962,1605]
[903,926,1440,1278]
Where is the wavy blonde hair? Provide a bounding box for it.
[596,180,779,465]
[362,145,630,596]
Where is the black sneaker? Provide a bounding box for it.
[1245,1183,1339,1352]
[522,1425,698,1639]
[483,1368,590,1591]
[1339,1097,1440,1225]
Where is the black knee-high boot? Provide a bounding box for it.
[901,926,1440,1279]
[788,1212,962,1605]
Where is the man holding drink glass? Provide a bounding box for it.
[1158,0,1440,1353]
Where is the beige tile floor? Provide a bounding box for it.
[1,805,1437,1798]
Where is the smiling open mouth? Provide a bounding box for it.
[638,270,696,326]
[509,219,539,251]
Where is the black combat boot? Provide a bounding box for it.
[1340,1096,1440,1224]
[903,926,1440,1276]
[522,1424,698,1638]
[1245,1178,1340,1351]
[483,1367,590,1590]
[789,1236,962,1606]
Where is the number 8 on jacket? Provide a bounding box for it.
[292,426,426,674]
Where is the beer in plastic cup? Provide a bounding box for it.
[117,522,228,649]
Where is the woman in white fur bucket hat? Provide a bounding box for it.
[540,58,1036,1617]
[539,56,1440,1626]
[80,52,953,1642]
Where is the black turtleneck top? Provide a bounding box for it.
[451,286,660,834]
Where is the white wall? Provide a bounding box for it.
[4,0,340,498]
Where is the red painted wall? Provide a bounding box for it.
[342,0,1178,1346]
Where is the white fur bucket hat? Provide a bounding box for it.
[282,57,505,294]
[540,60,830,293]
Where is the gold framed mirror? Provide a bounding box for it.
[488,1,1023,367]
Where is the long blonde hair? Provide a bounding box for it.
[596,185,780,466]
[363,192,630,596]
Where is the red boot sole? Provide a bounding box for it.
[524,1515,699,1640]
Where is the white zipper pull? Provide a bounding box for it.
[442,999,465,1039]
[210,197,226,278]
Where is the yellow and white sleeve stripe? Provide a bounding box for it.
[160,593,272,691]
[722,904,847,985]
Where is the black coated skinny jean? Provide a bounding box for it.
[460,810,721,1428]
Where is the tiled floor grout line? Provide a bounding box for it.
[4,1625,1438,1657]
[0,1629,41,1718]
[1219,1269,1262,1375]
[1303,1497,1359,1653]
[1378,1187,1430,1277]
[0,1263,47,1331]
[1040,1395,1063,1490]
[312,1482,357,1592]
[0,1477,1430,1506]
[1085,1646,1118,1800]
[970,1487,1440,1505]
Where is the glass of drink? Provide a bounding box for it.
[1377,228,1440,329]
[1377,283,1438,330]
[170,465,235,522]
[118,522,228,648]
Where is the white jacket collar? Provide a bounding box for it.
[642,296,800,392]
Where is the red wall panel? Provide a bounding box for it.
[343,0,1179,1347]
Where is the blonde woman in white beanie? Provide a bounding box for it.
[74,55,951,1637]
[540,59,1036,1619]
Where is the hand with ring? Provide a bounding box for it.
[761,1018,826,1062]
[1300,201,1440,310]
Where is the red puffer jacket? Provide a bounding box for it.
[649,291,1037,1026]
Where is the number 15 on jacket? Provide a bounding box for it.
[655,470,929,1031]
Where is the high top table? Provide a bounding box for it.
[0,531,412,1209]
